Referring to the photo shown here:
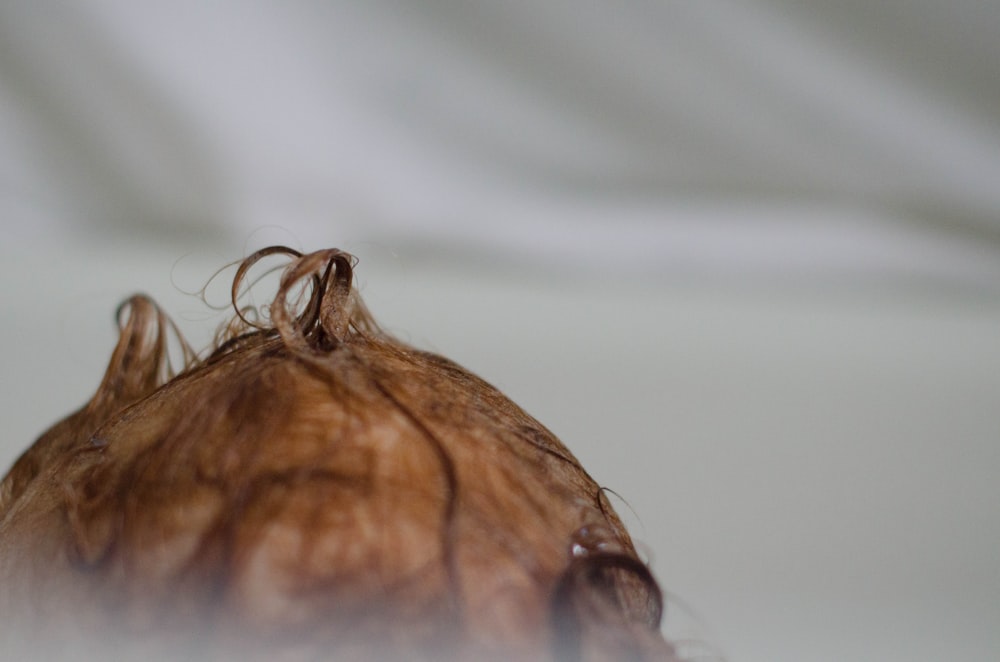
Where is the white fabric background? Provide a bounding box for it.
[3,0,1000,287]
[1,2,999,661]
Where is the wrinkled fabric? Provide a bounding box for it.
[2,1,999,284]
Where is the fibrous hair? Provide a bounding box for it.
[0,247,677,661]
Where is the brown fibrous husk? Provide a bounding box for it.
[0,247,677,661]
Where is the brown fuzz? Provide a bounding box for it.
[0,247,677,661]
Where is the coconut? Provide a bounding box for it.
[0,247,676,661]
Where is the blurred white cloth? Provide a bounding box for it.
[3,1,1000,287]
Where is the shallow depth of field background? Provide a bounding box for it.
[1,3,999,661]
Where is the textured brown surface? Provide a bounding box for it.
[0,248,674,661]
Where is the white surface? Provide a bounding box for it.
[1,242,998,662]
[2,1,1000,289]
